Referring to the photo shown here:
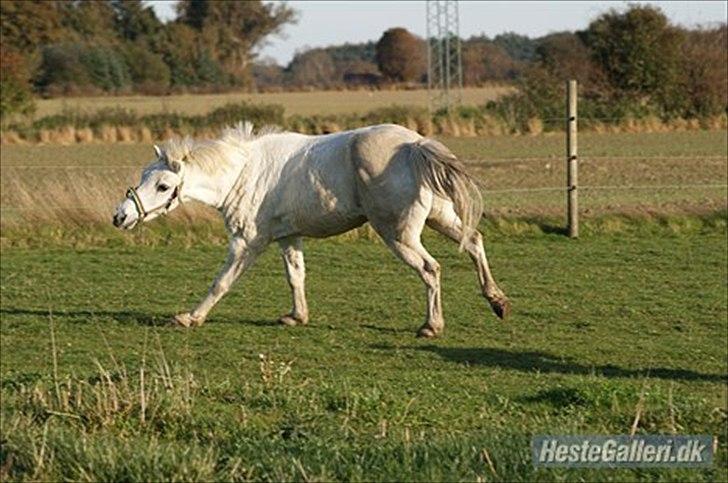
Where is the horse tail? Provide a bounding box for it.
[409,138,483,248]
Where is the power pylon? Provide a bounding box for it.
[426,0,463,114]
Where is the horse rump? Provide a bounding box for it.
[408,138,484,247]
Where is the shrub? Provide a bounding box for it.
[202,102,285,129]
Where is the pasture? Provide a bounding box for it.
[1,130,726,480]
[26,86,512,119]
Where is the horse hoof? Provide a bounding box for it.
[490,297,511,320]
[278,314,306,326]
[172,312,203,328]
[416,325,441,338]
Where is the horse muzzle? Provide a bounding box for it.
[113,201,139,230]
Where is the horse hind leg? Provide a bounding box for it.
[370,213,445,338]
[427,202,510,319]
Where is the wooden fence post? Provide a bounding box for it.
[566,80,578,238]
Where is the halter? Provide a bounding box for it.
[125,183,182,220]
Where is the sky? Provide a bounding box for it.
[148,1,728,65]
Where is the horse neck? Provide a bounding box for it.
[182,158,250,210]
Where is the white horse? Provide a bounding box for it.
[113,123,509,337]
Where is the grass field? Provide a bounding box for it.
[1,131,726,237]
[28,86,512,119]
[1,130,727,480]
[1,228,726,480]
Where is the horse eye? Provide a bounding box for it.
[157,184,170,192]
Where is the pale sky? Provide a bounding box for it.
[148,1,728,65]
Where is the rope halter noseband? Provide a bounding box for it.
[125,182,182,221]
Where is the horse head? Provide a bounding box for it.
[113,145,185,229]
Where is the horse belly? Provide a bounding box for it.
[292,189,366,238]
[271,167,366,238]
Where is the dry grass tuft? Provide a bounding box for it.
[75,127,95,143]
[99,125,118,143]
[116,126,135,143]
[526,118,544,136]
[138,127,153,143]
[1,130,25,144]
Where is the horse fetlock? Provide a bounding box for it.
[488,296,511,320]
[172,312,205,328]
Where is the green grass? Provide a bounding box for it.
[1,226,726,481]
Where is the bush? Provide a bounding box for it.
[202,102,285,129]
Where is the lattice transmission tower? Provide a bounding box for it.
[426,0,463,114]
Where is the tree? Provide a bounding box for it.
[584,5,684,101]
[122,43,170,93]
[176,0,296,79]
[36,43,130,94]
[676,25,728,117]
[535,32,608,92]
[251,58,285,90]
[112,0,164,44]
[156,23,205,87]
[0,0,67,54]
[287,49,337,88]
[375,28,426,82]
[58,0,119,43]
[462,39,520,84]
[493,32,538,62]
[0,48,36,120]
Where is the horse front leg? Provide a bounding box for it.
[278,236,309,326]
[173,237,262,327]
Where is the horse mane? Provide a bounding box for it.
[162,122,281,174]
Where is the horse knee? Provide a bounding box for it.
[422,259,441,285]
[424,259,440,275]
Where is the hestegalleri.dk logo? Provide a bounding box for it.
[532,435,714,468]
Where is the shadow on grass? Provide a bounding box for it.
[1,307,166,326]
[521,216,569,236]
[0,307,277,328]
[371,343,726,383]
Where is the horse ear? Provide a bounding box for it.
[168,158,184,173]
[153,144,166,161]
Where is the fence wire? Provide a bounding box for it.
[2,153,726,209]
[4,154,727,170]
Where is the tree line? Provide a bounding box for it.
[1,2,725,123]
[1,0,295,116]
